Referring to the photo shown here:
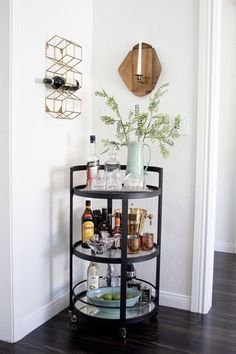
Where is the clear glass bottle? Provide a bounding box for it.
[86,135,100,186]
[87,261,100,290]
[106,264,119,287]
[105,150,122,190]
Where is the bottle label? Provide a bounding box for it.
[87,160,99,180]
[82,221,94,242]
[88,275,99,290]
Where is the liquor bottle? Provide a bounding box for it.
[106,264,119,287]
[43,76,80,91]
[87,261,100,290]
[93,209,102,241]
[112,212,121,248]
[86,135,99,186]
[81,200,94,248]
[126,263,141,291]
[98,208,111,240]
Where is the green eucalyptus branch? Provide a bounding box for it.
[95,83,181,158]
[95,90,129,142]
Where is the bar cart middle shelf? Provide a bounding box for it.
[69,165,163,339]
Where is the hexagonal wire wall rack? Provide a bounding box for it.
[45,35,82,119]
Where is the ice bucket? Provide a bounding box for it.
[115,207,152,235]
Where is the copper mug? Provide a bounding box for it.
[127,234,141,254]
[140,233,154,251]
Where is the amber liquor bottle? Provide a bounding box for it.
[112,212,122,248]
[82,200,94,248]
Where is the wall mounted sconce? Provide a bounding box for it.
[118,42,162,97]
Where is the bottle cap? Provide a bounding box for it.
[43,78,52,84]
[85,200,91,207]
[90,135,96,143]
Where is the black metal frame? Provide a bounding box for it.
[69,165,163,333]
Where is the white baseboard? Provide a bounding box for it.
[159,290,191,311]
[14,292,69,343]
[14,289,190,342]
[214,241,235,254]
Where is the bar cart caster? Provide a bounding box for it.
[68,310,78,324]
[120,327,127,340]
[150,310,158,323]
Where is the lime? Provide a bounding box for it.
[113,293,121,300]
[126,293,133,299]
[103,293,113,300]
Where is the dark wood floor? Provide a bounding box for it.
[1,252,236,354]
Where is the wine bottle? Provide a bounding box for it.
[93,209,102,241]
[43,76,80,91]
[86,135,99,186]
[81,200,94,248]
[87,262,99,290]
[98,208,111,240]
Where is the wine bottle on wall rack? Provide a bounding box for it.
[81,200,94,248]
[43,76,80,91]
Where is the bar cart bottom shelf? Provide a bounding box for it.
[73,298,157,322]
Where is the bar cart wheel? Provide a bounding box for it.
[120,327,127,340]
[68,310,78,324]
[150,310,158,323]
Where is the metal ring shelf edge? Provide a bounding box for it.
[73,240,159,264]
[72,278,157,295]
[71,164,163,173]
[73,185,161,199]
[72,279,158,324]
[71,303,158,325]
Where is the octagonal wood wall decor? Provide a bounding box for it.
[118,43,162,97]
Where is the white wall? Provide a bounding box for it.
[215,0,236,254]
[5,0,93,342]
[0,0,13,342]
[92,0,198,308]
[0,0,200,342]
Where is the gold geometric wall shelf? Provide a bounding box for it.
[44,35,82,119]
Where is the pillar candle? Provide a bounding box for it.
[137,41,142,76]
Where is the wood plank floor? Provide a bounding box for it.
[1,251,236,354]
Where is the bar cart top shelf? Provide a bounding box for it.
[71,165,162,200]
[73,185,161,199]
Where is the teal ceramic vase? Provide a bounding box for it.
[122,141,151,188]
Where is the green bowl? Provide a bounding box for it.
[87,287,140,313]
